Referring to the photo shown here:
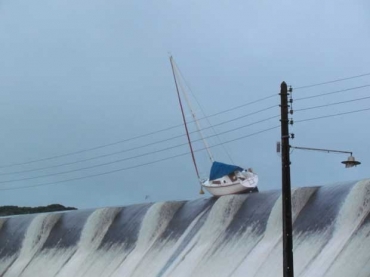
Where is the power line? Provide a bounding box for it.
[0,94,277,169]
[294,72,370,90]
[2,92,368,177]
[2,83,368,176]
[3,105,369,191]
[0,125,280,191]
[295,107,370,123]
[0,106,278,176]
[294,84,370,102]
[0,115,279,183]
[2,72,369,170]
[295,96,370,112]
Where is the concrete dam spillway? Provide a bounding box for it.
[1,180,370,277]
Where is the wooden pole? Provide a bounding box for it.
[280,81,294,277]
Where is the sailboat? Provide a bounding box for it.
[170,56,259,197]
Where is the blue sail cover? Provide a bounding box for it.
[209,161,243,181]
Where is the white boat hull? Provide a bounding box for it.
[202,174,259,197]
[202,182,258,197]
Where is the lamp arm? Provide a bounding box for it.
[290,146,352,156]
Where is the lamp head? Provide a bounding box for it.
[341,155,361,168]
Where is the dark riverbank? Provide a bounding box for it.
[0,204,77,216]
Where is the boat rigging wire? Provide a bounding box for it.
[173,59,214,163]
[170,56,202,191]
[172,58,229,163]
[171,58,236,164]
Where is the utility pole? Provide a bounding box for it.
[280,81,294,277]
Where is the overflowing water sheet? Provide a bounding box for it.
[0,180,370,277]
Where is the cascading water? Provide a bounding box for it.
[0,179,370,277]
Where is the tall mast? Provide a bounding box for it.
[170,56,204,193]
[170,58,214,163]
[177,77,214,163]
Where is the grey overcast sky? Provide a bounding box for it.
[0,0,369,209]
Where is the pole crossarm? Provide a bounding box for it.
[290,146,352,155]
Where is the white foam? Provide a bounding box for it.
[0,256,17,276]
[18,248,76,277]
[2,182,370,277]
[3,213,61,277]
[300,179,370,277]
[110,201,184,277]
[324,222,370,277]
[233,186,318,277]
[55,207,122,277]
[161,194,248,277]
[128,207,210,277]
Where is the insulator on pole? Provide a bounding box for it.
[277,141,281,153]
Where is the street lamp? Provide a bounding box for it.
[278,82,361,277]
[289,146,361,168]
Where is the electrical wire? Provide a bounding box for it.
[295,107,370,123]
[295,96,370,112]
[2,82,368,176]
[0,125,280,191]
[0,106,278,176]
[294,72,370,90]
[3,103,369,190]
[3,71,369,173]
[294,84,370,102]
[0,94,277,169]
[0,115,279,184]
[2,106,367,191]
[1,93,367,177]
